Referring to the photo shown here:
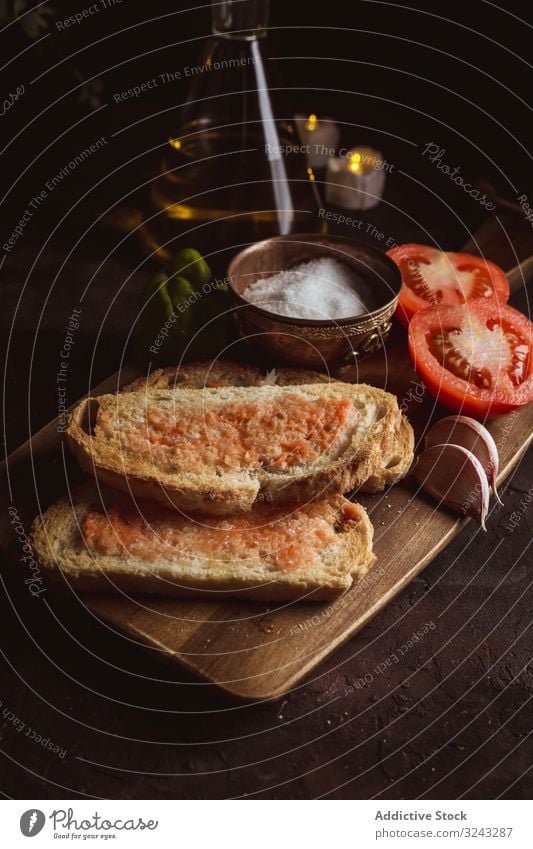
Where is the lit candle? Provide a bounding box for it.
[295,113,340,168]
[326,146,386,210]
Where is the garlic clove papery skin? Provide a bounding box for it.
[413,443,490,530]
[424,415,502,506]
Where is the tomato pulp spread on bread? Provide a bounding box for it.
[96,392,356,474]
[82,498,363,571]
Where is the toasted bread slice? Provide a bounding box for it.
[67,382,413,515]
[360,416,415,492]
[122,361,413,491]
[30,484,376,601]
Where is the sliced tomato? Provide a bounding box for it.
[388,244,510,325]
[408,300,533,418]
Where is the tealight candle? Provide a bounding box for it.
[295,113,340,168]
[326,146,386,210]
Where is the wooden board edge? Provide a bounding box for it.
[0,366,141,546]
[181,430,533,701]
[205,521,467,701]
[1,365,140,470]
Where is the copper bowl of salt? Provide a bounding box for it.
[227,234,402,370]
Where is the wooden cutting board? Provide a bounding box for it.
[2,326,532,701]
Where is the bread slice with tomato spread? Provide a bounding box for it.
[66,381,414,515]
[30,483,375,602]
[122,361,413,492]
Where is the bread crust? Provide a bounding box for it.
[67,381,413,515]
[122,361,335,392]
[360,416,415,492]
[30,484,376,602]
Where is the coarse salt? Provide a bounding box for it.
[242,257,375,320]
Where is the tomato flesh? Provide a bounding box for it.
[408,300,533,418]
[388,244,510,325]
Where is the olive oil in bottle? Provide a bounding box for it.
[140,0,324,269]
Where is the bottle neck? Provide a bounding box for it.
[211,0,270,40]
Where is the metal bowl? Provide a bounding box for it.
[227,233,402,370]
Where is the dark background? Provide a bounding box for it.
[3,0,533,451]
[1,0,532,799]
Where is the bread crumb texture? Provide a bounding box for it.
[95,391,356,475]
[83,496,361,572]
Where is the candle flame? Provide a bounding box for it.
[348,147,380,174]
[349,152,362,173]
[306,113,318,132]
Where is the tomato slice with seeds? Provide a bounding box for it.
[388,244,510,325]
[408,300,533,418]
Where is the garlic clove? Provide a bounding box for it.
[424,415,502,505]
[413,443,490,529]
